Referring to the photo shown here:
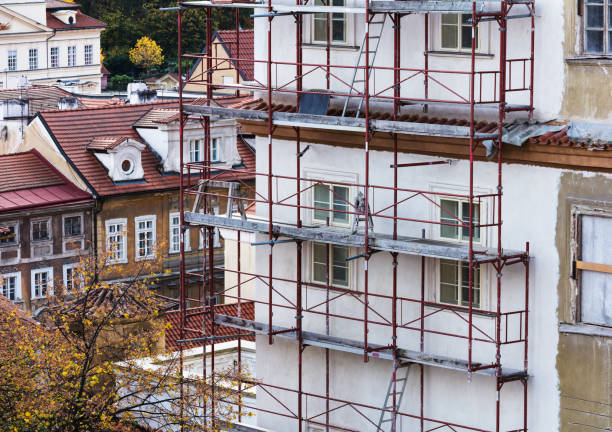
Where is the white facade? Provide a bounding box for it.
[0,0,104,93]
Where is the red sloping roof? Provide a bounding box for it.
[46,10,106,30]
[0,85,80,115]
[214,29,254,81]
[0,151,92,212]
[46,0,80,10]
[79,97,126,109]
[165,301,255,350]
[86,136,133,151]
[39,102,180,197]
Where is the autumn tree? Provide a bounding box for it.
[0,250,252,432]
[129,36,164,75]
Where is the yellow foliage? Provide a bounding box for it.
[129,36,164,71]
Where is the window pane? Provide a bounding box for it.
[461,25,473,50]
[442,14,458,25]
[441,25,458,49]
[332,245,349,286]
[609,31,612,53]
[332,186,349,224]
[586,30,604,52]
[313,243,327,283]
[332,16,345,42]
[586,5,604,27]
[440,259,458,304]
[440,199,459,239]
[461,263,480,308]
[461,202,480,242]
[314,184,331,221]
[314,16,326,42]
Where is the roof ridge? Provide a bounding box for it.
[39,100,177,115]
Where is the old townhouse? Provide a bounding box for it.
[0,149,93,311]
[175,0,612,430]
[17,100,255,305]
[0,0,105,93]
[185,29,254,96]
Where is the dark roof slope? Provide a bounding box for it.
[0,150,92,212]
[38,102,179,197]
[215,30,254,81]
[46,10,106,30]
[0,86,80,116]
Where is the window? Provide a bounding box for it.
[7,50,16,71]
[0,222,18,246]
[312,183,350,226]
[63,215,82,238]
[211,138,220,162]
[32,267,53,299]
[63,263,82,293]
[190,139,203,162]
[576,214,612,326]
[313,0,346,44]
[28,49,37,70]
[67,46,76,67]
[0,273,21,301]
[199,207,220,249]
[84,44,93,65]
[439,198,480,243]
[312,243,350,288]
[439,259,480,308]
[135,215,156,259]
[583,0,612,54]
[441,14,479,51]
[223,76,235,85]
[105,218,127,264]
[31,219,50,242]
[50,47,59,68]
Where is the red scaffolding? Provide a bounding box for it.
[174,0,534,430]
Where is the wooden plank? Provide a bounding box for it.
[576,260,612,274]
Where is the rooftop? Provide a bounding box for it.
[46,10,106,30]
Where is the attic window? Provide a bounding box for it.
[68,16,74,24]
[121,159,134,175]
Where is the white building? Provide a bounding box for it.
[181,0,612,430]
[0,0,105,93]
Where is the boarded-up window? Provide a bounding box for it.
[579,215,612,326]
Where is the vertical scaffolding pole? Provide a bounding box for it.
[296,5,304,429]
[362,0,371,364]
[523,241,530,432]
[177,3,185,430]
[237,230,243,422]
[267,1,274,346]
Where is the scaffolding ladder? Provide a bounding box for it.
[377,362,412,431]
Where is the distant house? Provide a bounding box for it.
[18,99,255,305]
[145,73,180,92]
[0,150,94,311]
[101,64,110,90]
[184,29,253,95]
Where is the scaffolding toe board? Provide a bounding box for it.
[185,212,527,262]
[214,314,527,379]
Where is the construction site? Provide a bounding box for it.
[174,0,553,430]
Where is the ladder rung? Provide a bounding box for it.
[381,418,393,423]
[369,36,380,39]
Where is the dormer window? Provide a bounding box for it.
[52,10,78,26]
[87,136,146,182]
[68,16,74,25]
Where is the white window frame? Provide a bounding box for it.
[7,50,16,71]
[199,207,221,249]
[210,137,221,162]
[438,196,482,245]
[570,205,612,327]
[311,182,352,228]
[31,267,53,299]
[62,263,83,294]
[438,13,480,53]
[437,259,482,309]
[50,47,59,68]
[28,48,37,70]
[105,218,127,264]
[84,44,93,65]
[222,76,235,85]
[311,0,348,45]
[310,242,352,290]
[189,139,203,162]
[135,215,156,260]
[583,0,612,54]
[31,217,51,243]
[67,45,76,67]
[0,272,21,301]
[170,212,190,254]
[0,221,19,247]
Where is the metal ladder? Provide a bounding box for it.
[377,363,412,431]
[341,15,386,118]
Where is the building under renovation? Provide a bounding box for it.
[172,0,612,431]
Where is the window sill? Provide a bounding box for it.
[427,50,494,59]
[559,323,612,338]
[303,43,359,51]
[425,303,494,318]
[566,55,612,66]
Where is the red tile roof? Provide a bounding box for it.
[165,301,255,350]
[86,136,134,151]
[46,10,106,30]
[0,85,79,116]
[38,102,255,197]
[0,150,92,212]
[39,102,180,197]
[79,96,126,109]
[199,29,254,82]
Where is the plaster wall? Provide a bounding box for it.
[251,135,564,431]
[254,0,564,121]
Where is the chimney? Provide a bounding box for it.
[128,82,157,104]
[0,99,28,120]
[58,97,79,110]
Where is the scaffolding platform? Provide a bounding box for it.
[185,212,527,262]
[184,104,500,139]
[215,314,528,380]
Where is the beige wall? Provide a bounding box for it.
[184,41,245,95]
